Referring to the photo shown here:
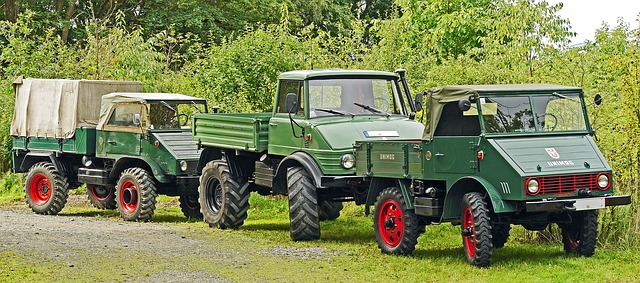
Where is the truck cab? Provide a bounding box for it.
[355,84,631,267]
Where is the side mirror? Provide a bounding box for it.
[594,94,603,105]
[133,113,141,126]
[285,93,298,114]
[415,93,423,112]
[458,99,471,112]
[211,106,220,113]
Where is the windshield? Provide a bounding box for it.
[308,78,404,117]
[480,93,587,134]
[149,101,206,130]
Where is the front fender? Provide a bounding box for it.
[111,157,170,183]
[273,152,323,194]
[442,176,516,221]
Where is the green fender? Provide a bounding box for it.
[364,177,414,215]
[112,156,170,183]
[442,176,516,221]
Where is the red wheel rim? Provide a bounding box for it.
[377,199,404,247]
[29,173,52,205]
[90,185,112,201]
[564,230,579,250]
[119,180,139,213]
[463,206,476,258]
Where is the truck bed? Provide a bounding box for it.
[13,127,96,155]
[192,113,271,152]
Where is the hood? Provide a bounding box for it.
[313,116,424,149]
[152,131,201,160]
[490,135,609,175]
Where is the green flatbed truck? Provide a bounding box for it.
[192,69,424,240]
[354,84,631,267]
[11,77,207,221]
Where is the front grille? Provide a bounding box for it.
[526,173,609,195]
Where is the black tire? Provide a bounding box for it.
[319,200,343,221]
[491,223,511,248]
[198,161,250,229]
[373,187,420,255]
[287,166,320,241]
[461,192,493,267]
[561,210,598,256]
[24,162,69,215]
[179,190,203,219]
[86,185,116,209]
[115,168,157,222]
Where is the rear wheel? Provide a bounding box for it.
[373,187,420,255]
[561,210,598,256]
[25,162,69,215]
[198,161,250,229]
[461,192,492,267]
[115,168,157,222]
[179,190,203,219]
[319,200,343,221]
[287,166,320,241]
[87,185,116,209]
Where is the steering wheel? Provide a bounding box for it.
[177,113,189,126]
[371,98,390,112]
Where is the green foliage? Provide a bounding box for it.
[0,172,23,204]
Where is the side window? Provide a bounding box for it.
[107,104,145,128]
[276,80,303,115]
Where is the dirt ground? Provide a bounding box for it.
[0,196,235,282]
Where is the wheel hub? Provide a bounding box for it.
[384,217,396,230]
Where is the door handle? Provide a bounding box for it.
[435,153,444,157]
[107,140,117,145]
[269,123,277,127]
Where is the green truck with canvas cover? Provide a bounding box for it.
[11,77,207,221]
[354,84,631,267]
[192,69,424,240]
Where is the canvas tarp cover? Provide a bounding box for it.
[96,92,206,130]
[422,85,478,141]
[11,78,142,139]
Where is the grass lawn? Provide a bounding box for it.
[2,193,639,282]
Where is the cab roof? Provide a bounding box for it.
[278,69,398,80]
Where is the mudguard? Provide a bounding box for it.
[111,157,170,183]
[274,152,324,194]
[442,176,516,221]
[364,177,414,215]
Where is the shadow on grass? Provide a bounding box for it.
[409,243,569,266]
[58,209,203,224]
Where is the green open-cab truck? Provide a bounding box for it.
[192,69,424,240]
[11,78,207,221]
[354,84,631,267]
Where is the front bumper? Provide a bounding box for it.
[525,195,631,213]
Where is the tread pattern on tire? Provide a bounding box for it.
[287,166,320,241]
[562,210,598,257]
[86,185,116,210]
[373,187,420,255]
[115,167,157,222]
[318,200,343,221]
[25,162,69,215]
[462,192,493,267]
[491,223,511,248]
[179,192,203,219]
[199,161,249,229]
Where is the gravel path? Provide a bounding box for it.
[0,196,235,282]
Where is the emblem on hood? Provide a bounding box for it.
[545,148,560,159]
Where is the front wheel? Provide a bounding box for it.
[287,166,320,241]
[25,162,69,215]
[373,187,420,255]
[561,210,598,256]
[115,168,157,222]
[87,185,116,209]
[198,161,250,229]
[461,192,493,267]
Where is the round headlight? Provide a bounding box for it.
[527,178,539,195]
[341,154,355,169]
[597,174,609,189]
[180,160,188,171]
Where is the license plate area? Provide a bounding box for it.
[574,197,605,211]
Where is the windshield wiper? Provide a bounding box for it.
[552,92,578,102]
[353,102,389,116]
[160,101,176,112]
[191,101,203,113]
[315,108,349,116]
